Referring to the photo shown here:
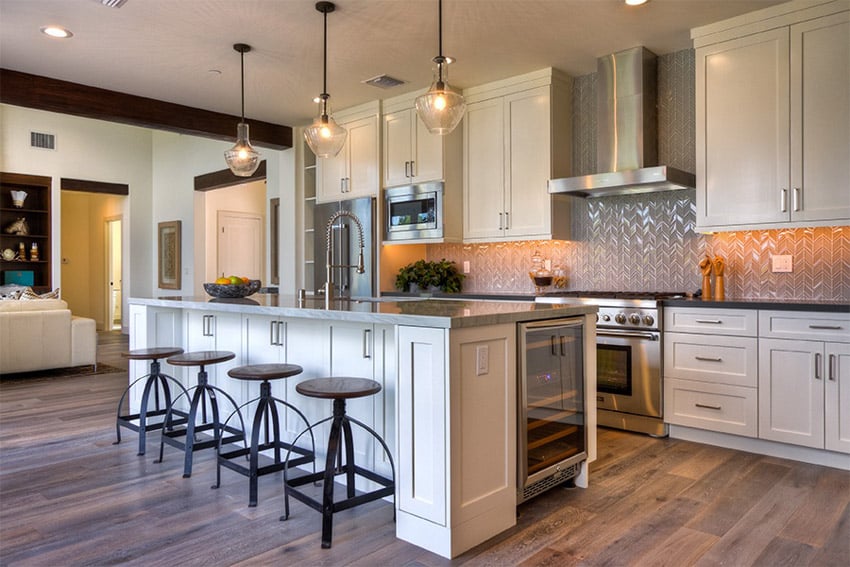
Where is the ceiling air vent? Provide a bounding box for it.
[30,131,56,150]
[362,74,406,89]
[97,0,129,7]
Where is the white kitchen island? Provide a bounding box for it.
[127,294,597,558]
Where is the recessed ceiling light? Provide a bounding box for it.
[625,0,649,6]
[41,26,73,39]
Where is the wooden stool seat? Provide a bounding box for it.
[214,363,314,507]
[166,350,235,367]
[114,347,188,456]
[295,377,381,400]
[283,376,395,548]
[121,347,184,361]
[156,350,245,478]
[228,363,303,382]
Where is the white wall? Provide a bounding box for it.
[1,104,298,321]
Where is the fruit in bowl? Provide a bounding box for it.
[204,277,261,298]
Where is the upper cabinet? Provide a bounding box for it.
[462,68,572,242]
[316,101,380,204]
[693,1,850,231]
[382,91,462,188]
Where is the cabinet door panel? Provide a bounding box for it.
[317,146,346,203]
[791,12,850,222]
[697,28,790,227]
[825,341,850,454]
[384,110,413,188]
[758,338,824,448]
[413,112,444,183]
[505,86,551,238]
[346,116,379,199]
[463,98,505,239]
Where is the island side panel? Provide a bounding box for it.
[127,304,183,412]
[448,323,517,557]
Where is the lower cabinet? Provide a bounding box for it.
[184,310,244,404]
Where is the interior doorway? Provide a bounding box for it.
[106,217,122,330]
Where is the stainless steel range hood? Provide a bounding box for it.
[549,47,695,198]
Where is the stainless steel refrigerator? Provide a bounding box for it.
[313,197,376,298]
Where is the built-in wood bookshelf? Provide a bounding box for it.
[0,172,52,292]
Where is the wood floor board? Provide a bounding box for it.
[1,331,848,566]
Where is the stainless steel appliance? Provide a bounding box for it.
[536,291,684,437]
[384,181,443,242]
[313,197,375,298]
[518,317,587,503]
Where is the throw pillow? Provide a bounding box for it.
[19,287,60,300]
[0,284,28,300]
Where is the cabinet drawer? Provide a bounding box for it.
[759,310,850,343]
[664,308,757,336]
[664,378,757,437]
[664,333,757,387]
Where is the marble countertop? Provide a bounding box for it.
[129,294,597,329]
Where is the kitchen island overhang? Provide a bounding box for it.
[126,294,597,558]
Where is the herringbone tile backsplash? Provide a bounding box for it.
[425,49,849,302]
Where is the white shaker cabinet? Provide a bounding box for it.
[183,310,244,403]
[462,68,572,242]
[758,310,850,453]
[317,101,380,204]
[693,4,850,231]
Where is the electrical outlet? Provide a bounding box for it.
[476,345,489,376]
[771,254,793,273]
[463,260,470,274]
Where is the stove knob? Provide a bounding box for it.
[615,313,627,325]
[601,314,611,322]
[643,314,655,327]
[629,313,641,325]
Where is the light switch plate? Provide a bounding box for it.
[463,260,470,274]
[476,345,489,376]
[771,254,793,273]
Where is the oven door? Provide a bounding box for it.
[595,328,661,418]
[384,182,443,241]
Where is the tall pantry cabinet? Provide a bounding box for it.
[693,1,850,231]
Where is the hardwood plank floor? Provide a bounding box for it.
[1,331,848,566]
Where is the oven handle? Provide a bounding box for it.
[597,329,659,341]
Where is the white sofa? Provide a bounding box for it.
[0,298,97,374]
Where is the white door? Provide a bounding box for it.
[106,217,122,330]
[217,211,263,280]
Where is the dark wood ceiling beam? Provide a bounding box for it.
[0,69,292,150]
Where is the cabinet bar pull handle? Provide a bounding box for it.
[815,352,822,380]
[410,160,416,177]
[560,335,566,356]
[499,212,504,230]
[270,320,277,346]
[551,335,557,356]
[695,356,723,362]
[793,187,801,212]
[695,403,722,410]
[809,324,843,330]
[363,329,372,359]
[505,211,510,230]
[404,161,410,178]
[695,319,723,324]
[829,354,836,381]
[780,188,788,213]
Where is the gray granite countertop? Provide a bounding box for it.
[129,294,597,329]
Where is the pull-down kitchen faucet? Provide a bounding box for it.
[324,210,365,308]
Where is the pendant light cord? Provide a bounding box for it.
[240,48,246,122]
[322,8,328,97]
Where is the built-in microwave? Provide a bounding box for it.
[384,182,443,242]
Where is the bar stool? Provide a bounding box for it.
[214,363,317,507]
[156,350,246,478]
[282,377,395,549]
[114,347,189,456]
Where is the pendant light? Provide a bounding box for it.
[224,43,261,177]
[415,0,466,135]
[304,1,347,158]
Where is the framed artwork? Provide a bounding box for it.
[157,220,181,290]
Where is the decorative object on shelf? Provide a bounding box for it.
[18,242,26,260]
[395,258,464,293]
[304,1,347,158]
[713,255,726,301]
[203,279,261,299]
[30,242,38,261]
[4,217,29,235]
[552,264,568,289]
[10,190,27,208]
[699,255,712,299]
[157,220,181,290]
[415,0,466,135]
[1,248,15,261]
[223,43,261,177]
[528,250,552,294]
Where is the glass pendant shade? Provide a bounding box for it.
[304,112,346,158]
[224,122,261,176]
[415,68,466,135]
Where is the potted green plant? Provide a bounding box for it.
[395,258,465,294]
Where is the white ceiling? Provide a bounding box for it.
[0,0,787,129]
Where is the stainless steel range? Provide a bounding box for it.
[536,291,685,437]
